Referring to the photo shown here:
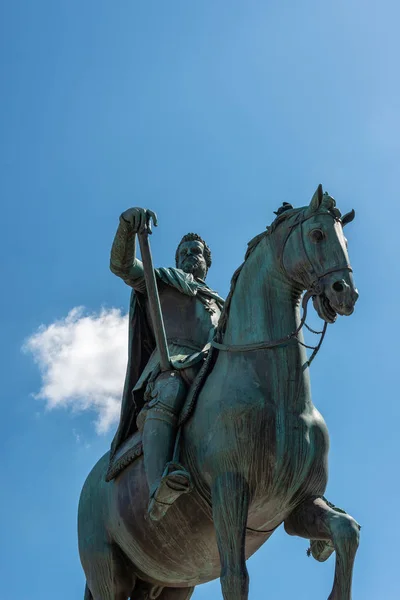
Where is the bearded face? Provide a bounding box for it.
[176,240,208,280]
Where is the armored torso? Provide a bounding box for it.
[146,282,221,350]
[129,275,222,393]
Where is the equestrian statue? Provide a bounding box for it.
[78,185,360,600]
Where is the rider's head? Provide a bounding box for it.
[175,233,212,280]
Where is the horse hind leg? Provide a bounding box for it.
[211,472,250,600]
[82,543,136,600]
[284,496,360,600]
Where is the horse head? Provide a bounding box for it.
[273,184,359,323]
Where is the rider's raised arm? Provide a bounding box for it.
[109,207,157,290]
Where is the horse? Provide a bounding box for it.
[78,185,360,600]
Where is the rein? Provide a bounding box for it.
[211,291,327,366]
[211,210,352,366]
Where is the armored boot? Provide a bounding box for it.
[142,371,193,521]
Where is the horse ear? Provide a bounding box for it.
[309,184,323,213]
[342,209,355,226]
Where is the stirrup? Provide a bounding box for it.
[147,462,193,522]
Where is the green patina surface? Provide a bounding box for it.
[78,186,360,600]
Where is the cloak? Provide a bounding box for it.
[110,268,224,459]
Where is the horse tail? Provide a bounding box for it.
[84,583,93,600]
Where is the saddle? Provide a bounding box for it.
[105,345,215,482]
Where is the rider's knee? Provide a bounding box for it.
[137,370,187,431]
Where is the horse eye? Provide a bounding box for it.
[309,229,325,243]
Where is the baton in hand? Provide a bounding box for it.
[138,231,171,372]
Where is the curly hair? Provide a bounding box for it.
[175,233,212,272]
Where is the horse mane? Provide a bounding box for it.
[215,232,267,341]
[215,193,340,341]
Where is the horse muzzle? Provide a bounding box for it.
[313,273,359,323]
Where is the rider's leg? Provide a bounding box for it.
[142,405,176,498]
[142,371,192,521]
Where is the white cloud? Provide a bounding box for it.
[23,307,128,434]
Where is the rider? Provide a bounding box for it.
[107,207,224,521]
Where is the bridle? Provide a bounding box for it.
[280,210,353,295]
[211,209,353,365]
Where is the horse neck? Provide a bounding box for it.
[219,233,314,415]
[223,233,304,348]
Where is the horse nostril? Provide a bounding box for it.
[332,281,344,293]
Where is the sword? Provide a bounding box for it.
[138,231,171,372]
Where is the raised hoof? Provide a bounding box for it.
[308,539,335,562]
[148,467,193,522]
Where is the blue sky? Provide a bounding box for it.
[1,1,399,598]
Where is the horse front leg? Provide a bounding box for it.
[284,496,360,600]
[211,472,250,600]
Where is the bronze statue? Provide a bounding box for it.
[78,185,360,600]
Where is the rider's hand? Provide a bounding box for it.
[120,207,158,234]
